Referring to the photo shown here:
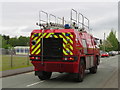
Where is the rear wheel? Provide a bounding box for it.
[38,71,52,80]
[76,60,85,82]
[89,56,98,74]
[89,65,97,74]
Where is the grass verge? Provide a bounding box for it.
[1,55,32,71]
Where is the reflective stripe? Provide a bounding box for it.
[46,33,51,38]
[36,49,41,55]
[54,35,58,38]
[31,44,40,54]
[41,33,47,38]
[62,33,73,44]
[63,49,68,55]
[59,35,67,43]
[32,37,41,49]
[31,32,74,55]
[63,43,68,55]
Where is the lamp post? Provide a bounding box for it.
[27,42,29,65]
[10,47,13,68]
[104,33,106,52]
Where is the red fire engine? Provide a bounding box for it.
[29,9,100,82]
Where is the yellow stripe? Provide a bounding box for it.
[31,44,40,54]
[63,49,68,55]
[60,33,74,55]
[62,33,73,55]
[32,33,36,38]
[70,45,73,50]
[32,33,42,50]
[32,39,41,49]
[63,43,66,48]
[39,33,42,36]
[62,33,73,44]
[41,33,47,38]
[54,35,58,38]
[33,37,38,41]
[63,44,68,55]
[69,32,73,38]
[36,49,40,55]
[31,32,73,55]
[46,33,51,38]
[32,35,34,38]
[59,35,67,43]
[70,34,73,38]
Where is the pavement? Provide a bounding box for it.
[2,55,119,88]
[0,66,34,77]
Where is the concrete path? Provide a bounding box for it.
[0,66,33,77]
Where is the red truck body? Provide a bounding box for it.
[29,9,100,82]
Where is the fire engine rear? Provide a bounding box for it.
[29,9,100,82]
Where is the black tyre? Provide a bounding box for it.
[38,71,52,80]
[89,65,97,74]
[76,60,85,82]
[97,56,100,65]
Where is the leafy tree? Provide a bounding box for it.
[1,34,30,49]
[0,35,3,48]
[9,37,18,47]
[106,29,119,51]
[17,36,29,46]
[2,35,10,44]
[0,34,11,49]
[9,36,30,47]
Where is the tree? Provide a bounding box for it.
[0,34,11,49]
[9,37,18,47]
[17,36,29,46]
[106,29,118,51]
[9,36,30,47]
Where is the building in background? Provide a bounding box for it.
[14,46,29,55]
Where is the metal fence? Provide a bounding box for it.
[1,48,32,71]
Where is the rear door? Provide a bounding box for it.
[42,38,63,61]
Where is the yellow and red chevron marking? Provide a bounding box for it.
[30,32,74,55]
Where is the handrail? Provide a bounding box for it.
[39,11,48,24]
[78,13,84,29]
[57,17,63,25]
[38,9,90,30]
[49,14,56,24]
[71,9,77,24]
[84,16,89,29]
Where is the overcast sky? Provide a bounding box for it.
[0,2,118,40]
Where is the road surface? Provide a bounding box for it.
[2,55,119,88]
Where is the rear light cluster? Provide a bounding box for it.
[30,57,41,60]
[62,57,74,61]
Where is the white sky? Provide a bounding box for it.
[0,1,119,40]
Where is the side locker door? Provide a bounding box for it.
[82,39,90,69]
[82,39,88,54]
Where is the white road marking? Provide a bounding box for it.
[26,81,44,87]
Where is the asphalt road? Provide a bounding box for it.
[2,55,119,88]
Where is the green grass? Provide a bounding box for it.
[0,55,33,71]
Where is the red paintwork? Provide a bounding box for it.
[30,29,100,73]
[32,61,79,73]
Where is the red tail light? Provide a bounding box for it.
[69,57,74,60]
[62,57,74,60]
[30,57,35,59]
